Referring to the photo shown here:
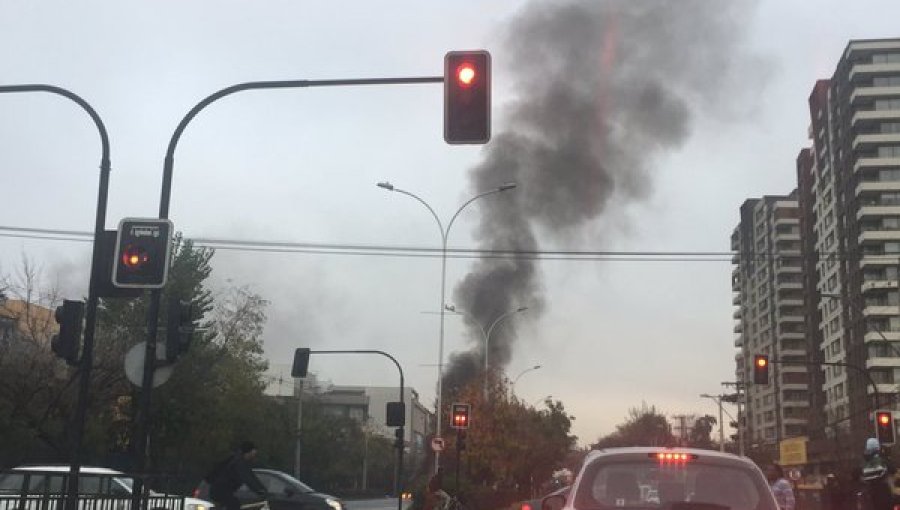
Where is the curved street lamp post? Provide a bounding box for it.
[378,181,516,471]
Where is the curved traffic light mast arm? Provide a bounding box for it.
[307,349,405,510]
[159,76,442,219]
[767,357,881,408]
[0,84,111,510]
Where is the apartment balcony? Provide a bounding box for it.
[733,293,742,305]
[734,335,744,348]
[782,399,811,407]
[734,322,743,333]
[774,217,799,228]
[850,85,900,105]
[854,156,900,174]
[778,329,805,340]
[866,357,900,369]
[856,180,900,196]
[776,233,802,242]
[860,256,895,270]
[852,109,900,128]
[853,132,900,151]
[780,364,808,374]
[859,229,900,244]
[775,263,802,274]
[863,305,897,317]
[872,383,898,395]
[733,308,742,319]
[777,314,805,324]
[849,62,900,82]
[775,279,803,291]
[858,205,900,220]
[779,298,803,307]
[861,279,898,293]
[865,330,900,342]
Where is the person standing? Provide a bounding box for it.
[207,441,267,510]
[766,463,795,510]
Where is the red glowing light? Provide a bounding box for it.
[756,357,768,368]
[880,414,891,425]
[457,64,476,86]
[121,245,149,269]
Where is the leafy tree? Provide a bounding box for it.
[592,403,675,449]
[688,415,717,449]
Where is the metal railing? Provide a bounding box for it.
[0,469,188,510]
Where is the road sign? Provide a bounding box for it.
[431,437,445,452]
[124,341,174,388]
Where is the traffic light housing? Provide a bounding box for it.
[165,298,194,362]
[386,402,406,427]
[876,410,895,446]
[292,348,311,378]
[753,354,770,385]
[444,50,491,144]
[51,300,84,366]
[112,218,174,289]
[451,403,471,429]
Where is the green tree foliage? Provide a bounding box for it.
[592,403,676,449]
[432,372,576,508]
[688,415,717,450]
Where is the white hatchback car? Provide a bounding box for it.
[0,465,216,510]
[543,448,778,510]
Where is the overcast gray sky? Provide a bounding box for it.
[2,0,900,445]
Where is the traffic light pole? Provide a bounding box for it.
[133,75,444,485]
[0,85,111,510]
[306,349,406,510]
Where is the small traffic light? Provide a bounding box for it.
[444,50,491,144]
[386,402,406,427]
[451,403,471,429]
[457,430,467,452]
[876,410,895,446]
[165,298,194,362]
[51,300,84,366]
[292,348,311,378]
[753,354,769,385]
[112,218,174,289]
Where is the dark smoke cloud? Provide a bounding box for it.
[443,0,762,391]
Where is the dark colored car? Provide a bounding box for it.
[195,469,344,510]
[515,486,569,510]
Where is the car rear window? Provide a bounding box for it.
[573,459,777,510]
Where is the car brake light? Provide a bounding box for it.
[522,504,532,510]
[651,452,697,462]
[192,488,200,498]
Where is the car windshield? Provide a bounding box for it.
[573,460,776,510]
[275,472,314,493]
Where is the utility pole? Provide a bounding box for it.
[723,381,747,457]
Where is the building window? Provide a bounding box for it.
[876,99,900,112]
[873,53,900,64]
[874,76,900,87]
[881,122,900,134]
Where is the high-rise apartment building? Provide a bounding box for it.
[732,194,810,448]
[734,39,900,467]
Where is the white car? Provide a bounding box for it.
[0,465,216,510]
[542,447,778,510]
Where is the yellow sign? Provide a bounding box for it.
[779,436,808,466]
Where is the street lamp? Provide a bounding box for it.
[378,180,517,471]
[512,365,542,393]
[444,303,528,401]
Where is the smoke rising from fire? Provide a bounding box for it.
[443,0,763,392]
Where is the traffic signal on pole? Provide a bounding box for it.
[753,354,770,385]
[457,430,467,452]
[876,410,895,446]
[112,218,174,289]
[51,300,84,366]
[386,402,406,427]
[451,403,471,429]
[444,50,491,144]
[165,298,194,362]
[292,348,311,378]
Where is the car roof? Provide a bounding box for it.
[584,447,758,469]
[11,466,124,476]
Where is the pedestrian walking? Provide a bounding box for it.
[766,463,796,510]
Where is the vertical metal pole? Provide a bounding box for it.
[718,396,725,453]
[435,233,447,473]
[738,384,746,457]
[454,429,461,493]
[294,378,304,478]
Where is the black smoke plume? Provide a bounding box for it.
[443,0,762,392]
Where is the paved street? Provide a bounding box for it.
[346,498,411,510]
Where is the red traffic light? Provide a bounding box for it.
[756,357,768,368]
[880,413,891,426]
[753,354,770,385]
[876,410,895,445]
[457,63,476,87]
[451,403,471,429]
[121,245,150,269]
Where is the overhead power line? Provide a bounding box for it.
[1,224,896,263]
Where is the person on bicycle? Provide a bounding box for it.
[207,441,267,510]
[423,468,449,510]
[861,438,895,510]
